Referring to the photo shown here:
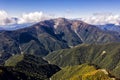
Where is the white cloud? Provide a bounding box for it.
[0,10,53,25]
[82,13,120,25]
[18,11,51,24]
[0,10,120,26]
[0,10,16,25]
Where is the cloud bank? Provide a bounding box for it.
[82,13,120,25]
[0,10,52,25]
[0,10,17,25]
[18,12,51,24]
[0,10,120,25]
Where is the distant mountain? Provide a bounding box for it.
[46,43,120,79]
[0,27,4,30]
[0,23,34,30]
[0,18,120,64]
[97,24,120,34]
[3,54,60,80]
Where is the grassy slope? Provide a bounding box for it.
[51,64,113,80]
[5,54,24,67]
[46,43,120,79]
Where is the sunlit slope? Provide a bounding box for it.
[51,64,113,80]
[46,43,120,79]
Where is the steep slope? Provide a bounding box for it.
[51,64,113,80]
[4,54,60,80]
[0,18,120,64]
[53,18,120,44]
[52,18,83,46]
[46,43,120,79]
[0,21,69,64]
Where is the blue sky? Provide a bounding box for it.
[0,0,120,17]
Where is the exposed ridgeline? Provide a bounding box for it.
[3,54,60,80]
[0,18,120,64]
[46,43,120,79]
[51,64,114,80]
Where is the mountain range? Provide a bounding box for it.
[97,24,120,34]
[0,18,120,80]
[0,23,34,30]
[1,18,120,63]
